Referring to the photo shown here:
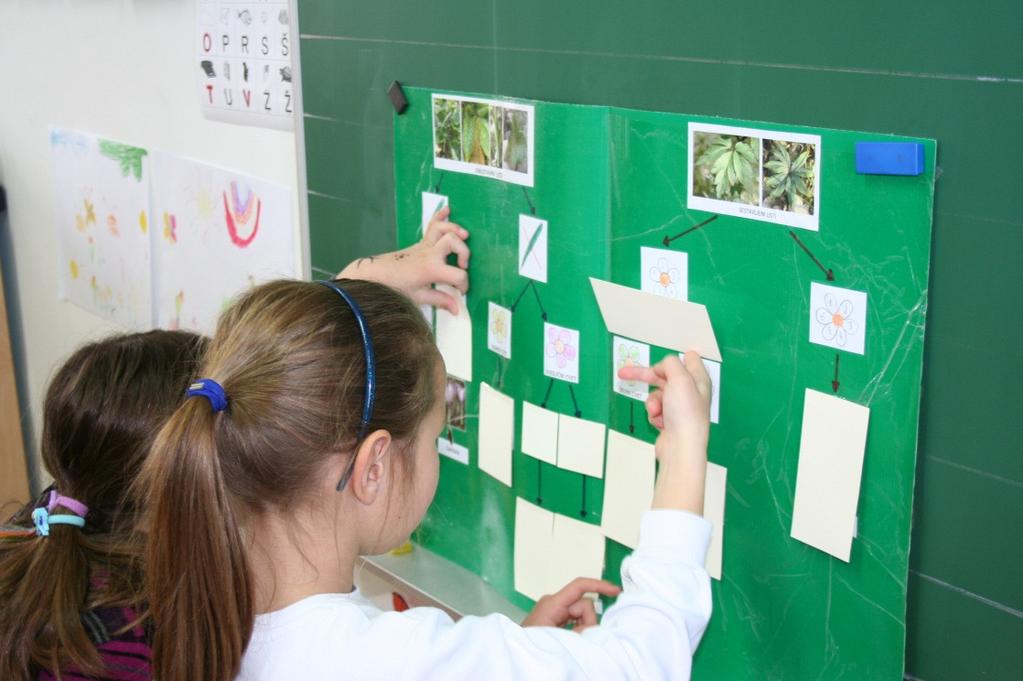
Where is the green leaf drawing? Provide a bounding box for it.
[98,139,148,182]
[520,221,544,267]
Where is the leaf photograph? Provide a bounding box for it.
[692,131,760,206]
[762,139,816,215]
[687,121,821,230]
[460,101,496,167]
[431,93,535,187]
[433,97,462,161]
[502,108,528,173]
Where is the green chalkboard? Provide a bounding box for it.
[297,4,1023,678]
[391,87,934,680]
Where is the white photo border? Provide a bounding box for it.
[687,121,821,231]
[431,93,535,187]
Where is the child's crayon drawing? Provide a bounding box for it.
[151,151,296,334]
[51,128,152,328]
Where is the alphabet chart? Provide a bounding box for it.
[196,0,294,130]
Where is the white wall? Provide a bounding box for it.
[0,0,302,485]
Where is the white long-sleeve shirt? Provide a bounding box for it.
[239,510,712,681]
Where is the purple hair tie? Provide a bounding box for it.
[47,490,89,517]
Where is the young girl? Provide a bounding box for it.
[141,276,714,681]
[0,330,207,681]
[0,209,470,681]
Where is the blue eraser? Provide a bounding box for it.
[855,142,925,176]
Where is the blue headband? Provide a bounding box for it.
[318,280,377,490]
[186,378,228,412]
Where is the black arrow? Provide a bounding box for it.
[629,401,636,434]
[510,281,547,321]
[521,186,536,215]
[662,215,718,246]
[580,475,588,517]
[540,378,555,409]
[568,385,581,417]
[529,281,548,321]
[446,424,454,444]
[433,172,445,193]
[789,231,835,281]
[509,280,531,312]
[832,353,841,393]
[536,460,543,505]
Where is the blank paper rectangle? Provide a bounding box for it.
[514,498,554,601]
[681,354,722,424]
[590,277,722,361]
[600,430,656,549]
[548,514,606,594]
[556,414,606,478]
[704,462,727,580]
[435,284,472,382]
[704,359,721,424]
[790,389,871,562]
[520,401,559,465]
[478,383,514,486]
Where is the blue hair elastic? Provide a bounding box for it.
[317,280,377,491]
[186,378,228,412]
[32,507,86,537]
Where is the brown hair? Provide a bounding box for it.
[0,330,206,680]
[139,279,440,681]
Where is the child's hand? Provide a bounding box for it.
[618,352,711,463]
[618,352,711,515]
[336,206,470,315]
[521,578,622,632]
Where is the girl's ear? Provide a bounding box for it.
[349,430,393,506]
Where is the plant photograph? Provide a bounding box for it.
[488,106,504,168]
[433,97,462,161]
[460,101,497,167]
[445,376,467,430]
[762,139,816,215]
[692,131,760,206]
[502,108,529,173]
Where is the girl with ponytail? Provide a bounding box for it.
[0,330,207,680]
[0,207,470,681]
[141,275,716,678]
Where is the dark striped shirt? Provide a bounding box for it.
[37,605,151,681]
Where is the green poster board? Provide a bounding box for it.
[395,87,935,680]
